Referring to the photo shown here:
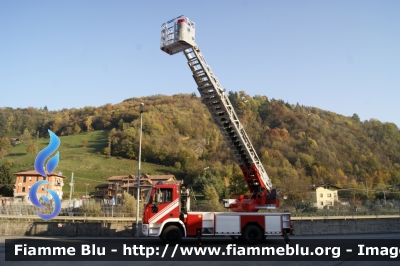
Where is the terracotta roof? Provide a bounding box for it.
[123,175,138,180]
[13,170,67,179]
[107,175,127,181]
[143,174,176,181]
[312,183,342,190]
[122,174,145,181]
[121,180,152,188]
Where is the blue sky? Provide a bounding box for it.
[1,0,399,127]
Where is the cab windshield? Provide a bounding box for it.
[144,187,153,205]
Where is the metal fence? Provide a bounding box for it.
[0,198,399,219]
[286,198,400,218]
[0,199,145,218]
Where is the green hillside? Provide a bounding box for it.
[1,92,400,204]
[0,130,182,195]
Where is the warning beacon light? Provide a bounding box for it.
[160,15,196,55]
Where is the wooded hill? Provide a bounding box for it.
[1,91,400,202]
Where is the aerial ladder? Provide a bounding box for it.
[140,16,291,245]
[160,16,279,212]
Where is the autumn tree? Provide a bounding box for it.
[26,141,37,153]
[0,149,7,159]
[122,192,137,216]
[85,116,93,132]
[20,128,32,141]
[203,184,224,211]
[0,137,11,150]
[0,137,11,159]
[278,174,312,211]
[80,199,103,217]
[73,124,81,134]
[103,147,110,156]
[0,113,6,134]
[229,165,249,196]
[82,139,89,148]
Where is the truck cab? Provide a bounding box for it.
[142,183,189,242]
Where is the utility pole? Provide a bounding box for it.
[69,172,74,215]
[36,131,39,153]
[107,137,111,158]
[116,183,119,205]
[85,183,89,200]
[135,103,144,237]
[383,189,386,204]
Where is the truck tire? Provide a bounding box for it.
[161,225,182,244]
[242,225,262,245]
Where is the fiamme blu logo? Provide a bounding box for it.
[28,130,62,220]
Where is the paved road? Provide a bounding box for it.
[1,234,399,266]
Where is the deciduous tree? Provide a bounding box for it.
[0,163,14,196]
[26,141,37,153]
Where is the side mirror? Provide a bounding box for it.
[151,190,162,214]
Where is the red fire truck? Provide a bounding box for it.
[141,16,291,245]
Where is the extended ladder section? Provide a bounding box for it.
[160,16,279,212]
[183,47,272,192]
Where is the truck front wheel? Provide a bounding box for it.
[161,225,182,244]
[242,225,262,245]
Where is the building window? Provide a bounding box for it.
[327,193,332,198]
[29,176,32,181]
[23,176,26,183]
[42,186,45,191]
[320,201,324,206]
[36,176,38,181]
[319,193,323,198]
[22,187,25,192]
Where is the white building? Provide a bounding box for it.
[311,184,341,209]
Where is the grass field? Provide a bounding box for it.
[0,130,183,196]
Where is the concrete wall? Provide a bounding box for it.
[0,218,399,236]
[292,218,400,235]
